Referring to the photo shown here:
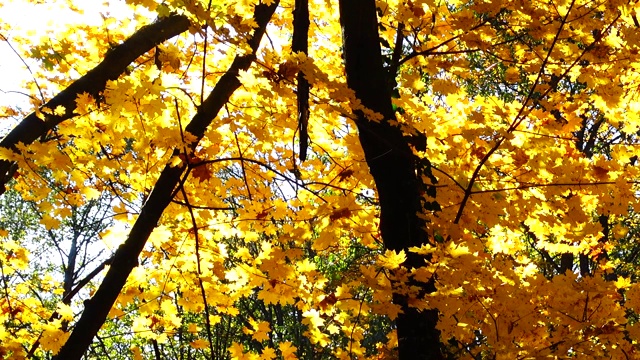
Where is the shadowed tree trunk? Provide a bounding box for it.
[338,0,444,358]
[51,2,279,358]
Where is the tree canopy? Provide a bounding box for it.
[1,0,640,359]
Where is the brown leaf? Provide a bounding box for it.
[330,208,351,221]
[593,165,609,179]
[256,209,270,220]
[318,293,337,310]
[191,164,212,182]
[277,61,298,81]
[337,169,354,181]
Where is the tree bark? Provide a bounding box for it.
[0,14,191,194]
[338,1,444,358]
[51,2,279,358]
[292,0,310,161]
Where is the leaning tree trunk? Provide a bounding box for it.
[0,14,191,194]
[338,1,444,359]
[51,2,279,359]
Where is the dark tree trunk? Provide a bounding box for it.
[338,1,444,359]
[292,0,310,161]
[51,2,279,359]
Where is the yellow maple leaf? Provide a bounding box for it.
[229,342,257,360]
[40,214,61,230]
[279,342,298,359]
[302,309,325,328]
[447,242,471,258]
[614,277,632,289]
[261,347,277,360]
[378,249,406,269]
[326,323,340,334]
[54,105,66,116]
[130,346,143,360]
[74,92,94,114]
[40,322,70,355]
[56,303,74,322]
[0,147,20,162]
[258,282,287,305]
[190,339,209,349]
[82,187,101,200]
[252,321,271,342]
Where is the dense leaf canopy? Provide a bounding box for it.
[2,0,640,359]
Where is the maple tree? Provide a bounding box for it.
[2,0,640,359]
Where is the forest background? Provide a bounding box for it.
[1,0,640,359]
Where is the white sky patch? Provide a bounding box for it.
[0,0,137,133]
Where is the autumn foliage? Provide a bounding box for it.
[1,0,640,359]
